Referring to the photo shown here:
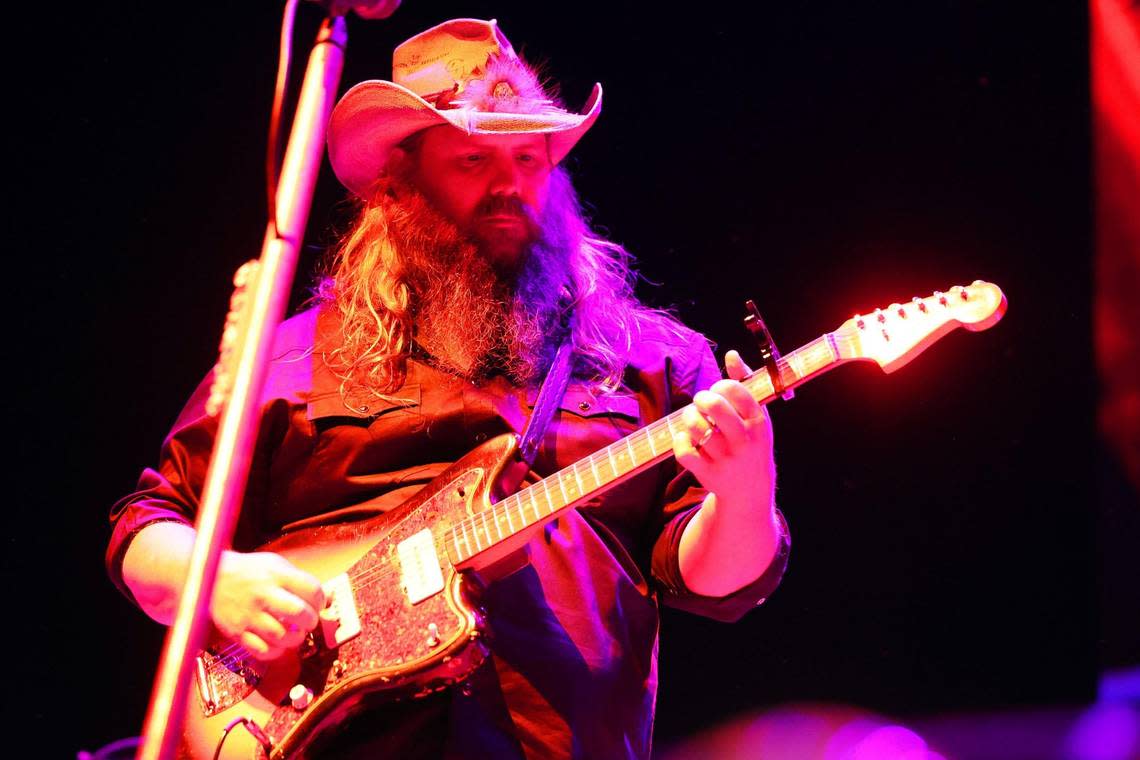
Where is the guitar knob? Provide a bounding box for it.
[289,684,313,710]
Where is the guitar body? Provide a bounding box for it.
[182,434,526,760]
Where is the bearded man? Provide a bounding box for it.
[107,18,791,759]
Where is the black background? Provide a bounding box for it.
[11,2,1112,756]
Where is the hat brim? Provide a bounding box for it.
[328,80,602,198]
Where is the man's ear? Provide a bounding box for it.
[385,146,412,178]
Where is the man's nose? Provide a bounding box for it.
[487,155,522,197]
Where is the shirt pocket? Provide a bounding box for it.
[556,387,641,425]
[527,385,643,464]
[307,384,423,436]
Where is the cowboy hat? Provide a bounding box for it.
[327,18,602,198]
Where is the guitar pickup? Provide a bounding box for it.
[398,528,445,604]
[320,573,362,647]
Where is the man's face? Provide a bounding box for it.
[405,127,553,270]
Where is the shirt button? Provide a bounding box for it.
[358,405,369,413]
[474,432,488,442]
[578,401,590,411]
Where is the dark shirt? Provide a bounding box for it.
[106,304,790,759]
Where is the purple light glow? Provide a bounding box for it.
[657,704,948,760]
[825,721,931,760]
[1065,703,1140,760]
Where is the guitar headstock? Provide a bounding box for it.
[835,280,1007,373]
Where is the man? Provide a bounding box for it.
[107,18,790,759]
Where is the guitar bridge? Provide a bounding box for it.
[194,648,261,717]
[194,655,217,711]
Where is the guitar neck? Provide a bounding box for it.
[445,332,848,567]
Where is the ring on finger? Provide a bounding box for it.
[694,422,718,451]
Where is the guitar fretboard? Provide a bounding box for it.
[443,333,846,566]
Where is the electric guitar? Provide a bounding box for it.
[183,281,1007,759]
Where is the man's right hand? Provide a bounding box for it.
[122,521,325,661]
[212,550,326,660]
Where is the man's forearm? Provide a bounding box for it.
[121,521,199,625]
[677,492,781,597]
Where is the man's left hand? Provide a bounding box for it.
[674,350,776,513]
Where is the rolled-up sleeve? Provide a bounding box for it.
[105,373,217,603]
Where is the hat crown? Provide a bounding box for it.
[392,18,517,102]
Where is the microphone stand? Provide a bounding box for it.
[137,13,347,760]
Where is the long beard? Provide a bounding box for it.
[384,181,573,385]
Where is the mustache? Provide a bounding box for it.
[475,194,538,221]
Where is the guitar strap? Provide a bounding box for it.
[518,337,574,467]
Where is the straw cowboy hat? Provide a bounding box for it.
[327,18,603,198]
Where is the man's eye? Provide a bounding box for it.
[462,154,484,164]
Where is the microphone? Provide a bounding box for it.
[314,0,401,19]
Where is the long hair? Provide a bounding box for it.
[317,165,687,401]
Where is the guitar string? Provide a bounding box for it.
[204,329,873,671]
